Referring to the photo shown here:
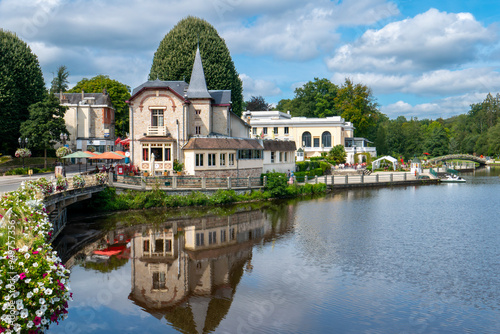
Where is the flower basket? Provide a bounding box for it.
[36,177,54,196]
[15,148,31,158]
[56,176,68,192]
[72,175,86,188]
[95,172,107,185]
[56,147,72,158]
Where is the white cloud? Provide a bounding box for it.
[327,8,495,73]
[240,73,281,100]
[332,68,500,96]
[381,92,488,119]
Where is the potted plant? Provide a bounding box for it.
[173,159,184,175]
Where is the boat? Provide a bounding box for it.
[440,174,466,183]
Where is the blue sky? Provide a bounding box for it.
[1,0,500,119]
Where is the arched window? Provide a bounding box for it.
[322,131,332,147]
[302,132,311,147]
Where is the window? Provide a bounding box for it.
[221,229,227,243]
[229,153,235,166]
[142,143,172,163]
[152,272,166,289]
[142,147,149,161]
[284,127,289,135]
[196,153,204,167]
[313,137,320,147]
[220,153,226,166]
[322,131,332,147]
[209,231,216,245]
[230,228,235,240]
[143,240,150,252]
[279,152,283,162]
[151,109,164,127]
[252,128,257,135]
[302,132,311,147]
[196,233,204,246]
[155,239,164,253]
[274,127,278,134]
[263,127,268,135]
[284,152,288,162]
[195,109,201,116]
[195,126,201,135]
[208,153,216,167]
[271,152,275,163]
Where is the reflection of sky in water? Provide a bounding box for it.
[50,169,500,333]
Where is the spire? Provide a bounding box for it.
[186,46,212,99]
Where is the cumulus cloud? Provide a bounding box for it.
[381,92,489,119]
[332,68,500,96]
[240,73,281,100]
[327,8,495,73]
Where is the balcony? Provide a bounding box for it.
[147,126,168,136]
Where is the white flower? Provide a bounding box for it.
[44,288,52,295]
[35,309,43,317]
[18,262,24,267]
[27,321,34,328]
[24,253,30,260]
[25,278,31,284]
[12,292,19,298]
[33,262,38,268]
[20,309,28,318]
[40,305,47,312]
[39,298,45,305]
[27,292,33,298]
[13,324,20,332]
[19,245,28,253]
[41,319,47,325]
[33,288,39,294]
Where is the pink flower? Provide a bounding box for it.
[33,316,42,326]
[19,273,26,280]
[43,273,48,278]
[33,251,39,255]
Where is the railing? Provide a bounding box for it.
[115,175,264,190]
[147,126,168,136]
[294,172,428,187]
[446,168,458,175]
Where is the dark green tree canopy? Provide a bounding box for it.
[0,29,46,154]
[50,65,69,94]
[245,96,271,111]
[149,16,243,115]
[68,75,131,137]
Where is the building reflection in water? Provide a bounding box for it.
[128,208,280,333]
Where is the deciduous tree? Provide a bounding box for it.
[245,96,271,111]
[20,94,68,168]
[0,29,46,154]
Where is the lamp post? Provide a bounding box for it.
[353,145,357,165]
[18,137,29,168]
[60,133,68,167]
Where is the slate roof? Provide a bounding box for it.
[262,140,297,151]
[209,90,231,105]
[186,47,212,99]
[131,80,188,98]
[55,92,113,107]
[183,137,263,150]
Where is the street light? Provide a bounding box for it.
[60,133,68,145]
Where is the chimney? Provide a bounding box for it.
[103,88,107,95]
[81,90,84,100]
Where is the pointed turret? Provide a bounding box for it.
[186,47,212,99]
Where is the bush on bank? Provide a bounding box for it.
[90,173,328,211]
[0,181,72,333]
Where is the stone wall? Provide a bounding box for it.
[194,167,262,178]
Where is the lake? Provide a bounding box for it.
[50,167,500,333]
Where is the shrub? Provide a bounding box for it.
[263,172,288,198]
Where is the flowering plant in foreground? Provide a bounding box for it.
[14,149,31,159]
[0,184,72,333]
[32,178,53,196]
[72,175,85,189]
[55,177,68,192]
[95,172,107,185]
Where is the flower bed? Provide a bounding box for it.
[0,182,71,333]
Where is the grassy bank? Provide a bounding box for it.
[89,172,328,211]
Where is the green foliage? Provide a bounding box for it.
[246,96,271,111]
[173,159,184,172]
[263,172,289,198]
[328,145,347,164]
[50,65,69,93]
[0,29,46,154]
[68,74,131,137]
[149,16,243,115]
